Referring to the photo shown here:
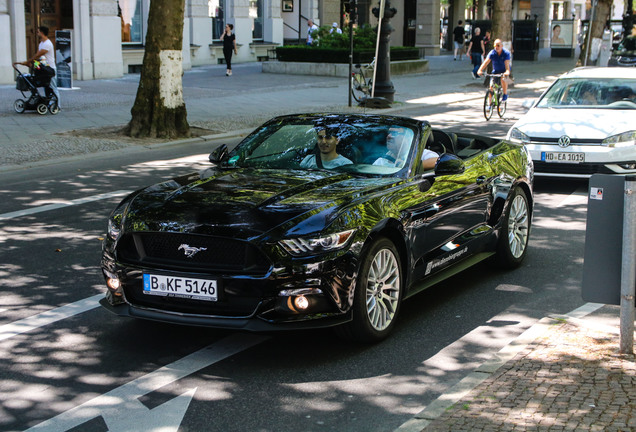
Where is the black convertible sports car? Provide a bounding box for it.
[101,114,534,342]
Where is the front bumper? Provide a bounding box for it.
[526,143,636,178]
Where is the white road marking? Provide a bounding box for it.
[0,294,102,342]
[26,333,268,431]
[0,190,132,221]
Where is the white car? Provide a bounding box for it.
[507,67,636,178]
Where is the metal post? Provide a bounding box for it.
[348,0,355,107]
[620,177,636,355]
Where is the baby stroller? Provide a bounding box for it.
[13,63,59,115]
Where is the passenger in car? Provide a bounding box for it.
[300,126,353,169]
[373,127,438,170]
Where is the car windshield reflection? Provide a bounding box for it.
[222,117,418,176]
[536,78,636,108]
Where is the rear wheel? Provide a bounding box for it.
[497,89,507,118]
[336,237,402,342]
[483,90,494,120]
[351,72,367,102]
[36,103,48,115]
[492,187,530,268]
[14,99,26,113]
[49,103,60,115]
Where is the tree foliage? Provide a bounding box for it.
[127,0,190,139]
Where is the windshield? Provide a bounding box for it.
[536,77,636,109]
[223,116,419,176]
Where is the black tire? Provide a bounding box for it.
[351,72,367,102]
[49,103,60,115]
[483,90,494,121]
[36,103,48,115]
[14,99,26,113]
[497,89,507,118]
[492,187,531,269]
[336,237,402,343]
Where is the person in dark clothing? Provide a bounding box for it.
[467,27,485,79]
[453,21,465,60]
[220,24,238,76]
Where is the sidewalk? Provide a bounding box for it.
[0,48,576,169]
[397,304,636,432]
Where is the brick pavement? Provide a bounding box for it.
[397,308,636,432]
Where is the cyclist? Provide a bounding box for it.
[477,39,511,103]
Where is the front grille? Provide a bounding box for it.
[533,162,615,175]
[117,233,271,275]
[529,138,601,145]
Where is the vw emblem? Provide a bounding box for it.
[178,244,207,258]
[558,135,571,148]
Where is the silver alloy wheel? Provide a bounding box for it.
[365,248,400,331]
[508,194,529,258]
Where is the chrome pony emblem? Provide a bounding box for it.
[178,244,207,258]
[558,135,571,148]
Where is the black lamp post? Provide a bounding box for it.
[371,1,397,102]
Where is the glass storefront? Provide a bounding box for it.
[118,0,143,43]
[250,0,263,40]
[209,0,225,40]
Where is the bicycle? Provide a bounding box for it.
[351,59,375,102]
[482,73,507,120]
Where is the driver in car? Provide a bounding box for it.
[300,126,353,169]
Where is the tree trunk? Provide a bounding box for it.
[491,0,513,46]
[127,0,190,138]
[577,0,613,66]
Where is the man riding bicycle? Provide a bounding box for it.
[477,39,511,103]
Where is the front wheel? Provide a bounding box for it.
[351,72,368,102]
[497,89,507,118]
[492,187,531,268]
[336,237,402,343]
[483,90,494,120]
[14,99,26,113]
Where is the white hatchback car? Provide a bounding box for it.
[507,67,636,178]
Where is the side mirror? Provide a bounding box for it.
[435,154,465,176]
[209,144,228,164]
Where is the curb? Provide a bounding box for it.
[394,302,605,432]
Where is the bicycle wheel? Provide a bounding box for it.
[483,90,494,121]
[497,88,507,118]
[351,72,367,102]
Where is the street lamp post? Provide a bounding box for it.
[371,0,396,102]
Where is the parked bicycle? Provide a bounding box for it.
[351,59,375,102]
[483,73,507,120]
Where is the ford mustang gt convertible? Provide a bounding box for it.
[101,114,534,342]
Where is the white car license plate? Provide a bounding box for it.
[541,152,585,163]
[143,274,218,301]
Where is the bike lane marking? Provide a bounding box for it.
[0,190,132,221]
[0,294,102,342]
[26,333,268,432]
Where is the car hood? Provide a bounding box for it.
[512,107,634,139]
[121,168,398,239]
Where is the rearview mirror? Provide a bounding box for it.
[209,144,228,164]
[435,154,465,176]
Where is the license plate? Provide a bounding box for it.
[541,152,585,163]
[143,274,218,301]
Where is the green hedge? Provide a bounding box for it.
[275,46,421,63]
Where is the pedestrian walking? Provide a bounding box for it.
[220,24,238,76]
[453,21,465,60]
[466,27,485,79]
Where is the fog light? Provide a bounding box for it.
[106,277,121,291]
[618,162,636,170]
[294,295,309,310]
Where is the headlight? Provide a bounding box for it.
[107,214,123,240]
[508,128,530,144]
[602,131,636,148]
[279,229,355,256]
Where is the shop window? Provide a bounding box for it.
[118,0,143,43]
[210,0,225,40]
[250,0,263,40]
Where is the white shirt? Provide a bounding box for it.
[307,24,318,44]
[300,154,353,169]
[39,39,56,70]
